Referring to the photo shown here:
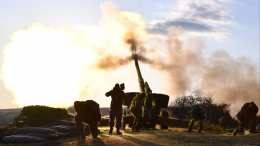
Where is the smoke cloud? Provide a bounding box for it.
[134,26,259,116]
[95,55,132,70]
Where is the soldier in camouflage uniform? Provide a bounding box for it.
[106,83,127,134]
[233,101,259,136]
[74,100,101,138]
[129,93,145,132]
[143,82,157,128]
[188,105,205,133]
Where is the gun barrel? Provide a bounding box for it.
[134,57,145,93]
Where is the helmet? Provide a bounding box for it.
[114,83,120,89]
[249,102,255,108]
[120,83,125,90]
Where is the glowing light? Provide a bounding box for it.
[1,3,148,108]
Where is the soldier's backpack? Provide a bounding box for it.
[74,100,101,122]
[84,100,101,121]
[239,102,258,120]
[249,102,258,115]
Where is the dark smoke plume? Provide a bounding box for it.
[124,32,140,53]
[95,31,149,70]
[96,55,133,70]
[132,53,152,63]
[96,53,152,70]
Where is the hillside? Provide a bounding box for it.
[0,109,21,126]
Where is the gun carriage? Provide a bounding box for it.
[122,54,170,129]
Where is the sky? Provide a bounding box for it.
[0,0,259,113]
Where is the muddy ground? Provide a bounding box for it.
[1,126,260,146]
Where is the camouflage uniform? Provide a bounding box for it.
[129,93,145,132]
[105,83,127,134]
[233,102,259,136]
[143,82,157,128]
[188,106,205,133]
[74,100,101,138]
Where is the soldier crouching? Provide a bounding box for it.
[74,100,101,138]
[188,105,205,133]
[233,101,259,136]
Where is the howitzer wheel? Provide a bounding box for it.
[159,111,169,130]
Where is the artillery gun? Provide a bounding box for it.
[122,54,170,130]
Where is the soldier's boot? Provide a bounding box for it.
[132,122,136,132]
[232,128,239,136]
[249,122,257,134]
[109,127,113,134]
[188,120,194,133]
[117,128,122,135]
[188,129,192,133]
[188,126,192,133]
[198,128,202,133]
[134,125,140,132]
[198,121,203,133]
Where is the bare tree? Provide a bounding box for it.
[168,91,235,126]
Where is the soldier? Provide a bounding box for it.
[143,82,157,128]
[233,101,259,136]
[74,100,101,138]
[143,82,153,117]
[129,93,145,132]
[105,83,127,134]
[188,105,205,133]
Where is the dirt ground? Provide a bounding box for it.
[1,126,260,146]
